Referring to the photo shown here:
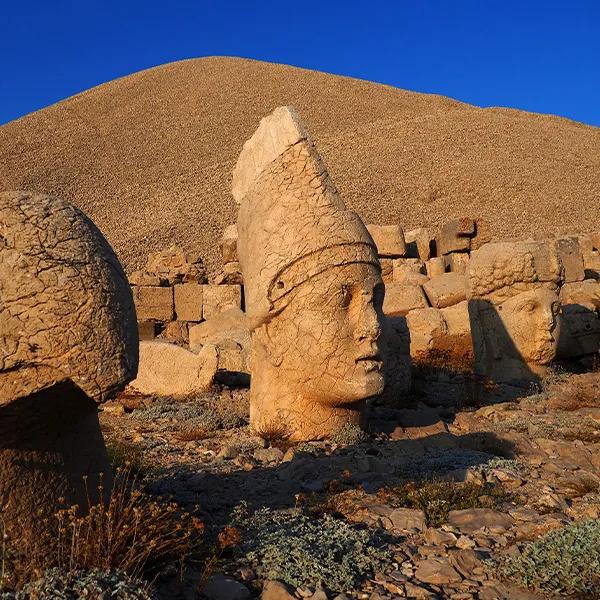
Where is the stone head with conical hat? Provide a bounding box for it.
[234,107,385,440]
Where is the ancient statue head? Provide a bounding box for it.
[233,107,385,440]
[467,241,562,386]
[0,191,138,404]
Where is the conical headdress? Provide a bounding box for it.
[233,106,379,320]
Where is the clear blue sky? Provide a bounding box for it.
[1,0,599,127]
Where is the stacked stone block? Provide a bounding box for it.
[129,245,242,345]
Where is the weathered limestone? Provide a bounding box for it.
[189,308,251,386]
[392,258,427,284]
[558,280,600,357]
[554,236,585,283]
[132,285,174,321]
[406,301,472,363]
[146,245,207,284]
[446,252,470,274]
[405,227,434,261]
[366,224,406,257]
[174,282,203,321]
[437,218,475,255]
[235,107,389,440]
[423,273,467,309]
[221,224,239,264]
[202,284,242,319]
[579,232,600,278]
[426,257,447,278]
[0,191,138,558]
[467,241,563,386]
[383,283,429,316]
[129,341,217,396]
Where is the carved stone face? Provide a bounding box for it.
[257,263,385,405]
[497,288,561,364]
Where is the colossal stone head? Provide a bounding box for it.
[233,107,385,440]
[467,241,562,386]
[0,191,138,403]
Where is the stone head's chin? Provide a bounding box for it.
[526,341,557,365]
[345,369,385,401]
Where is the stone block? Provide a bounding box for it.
[366,224,406,258]
[555,236,585,283]
[132,285,174,321]
[383,283,428,317]
[472,218,493,251]
[214,261,244,285]
[446,252,470,274]
[406,307,447,359]
[174,282,203,321]
[128,270,162,286]
[579,233,600,278]
[558,280,600,357]
[221,224,238,264]
[440,301,473,359]
[202,285,242,319]
[379,258,394,283]
[163,320,189,345]
[436,217,475,255]
[426,256,447,277]
[137,320,157,341]
[560,280,600,309]
[423,273,467,309]
[392,258,426,283]
[405,227,434,261]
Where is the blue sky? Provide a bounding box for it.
[1,0,599,126]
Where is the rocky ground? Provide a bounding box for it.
[100,371,600,600]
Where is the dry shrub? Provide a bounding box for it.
[173,427,215,442]
[2,469,204,591]
[253,420,293,449]
[106,440,151,476]
[52,470,204,577]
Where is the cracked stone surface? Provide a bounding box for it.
[0,190,138,403]
[234,107,393,440]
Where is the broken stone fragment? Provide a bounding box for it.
[383,283,429,316]
[426,256,446,277]
[174,282,203,321]
[366,224,407,257]
[423,272,467,309]
[554,236,585,283]
[129,340,217,397]
[128,270,162,286]
[146,244,207,284]
[221,224,239,264]
[436,217,475,255]
[202,284,243,319]
[132,285,174,321]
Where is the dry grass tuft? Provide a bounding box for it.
[253,420,293,449]
[1,469,205,592]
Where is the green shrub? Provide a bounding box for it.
[232,504,391,591]
[494,518,600,597]
[330,423,368,445]
[383,479,516,527]
[0,568,156,599]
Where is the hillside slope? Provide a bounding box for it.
[1,56,599,275]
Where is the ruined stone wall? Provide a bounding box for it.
[129,220,600,385]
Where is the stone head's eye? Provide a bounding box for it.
[276,281,284,289]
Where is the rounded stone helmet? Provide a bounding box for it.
[0,191,138,404]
